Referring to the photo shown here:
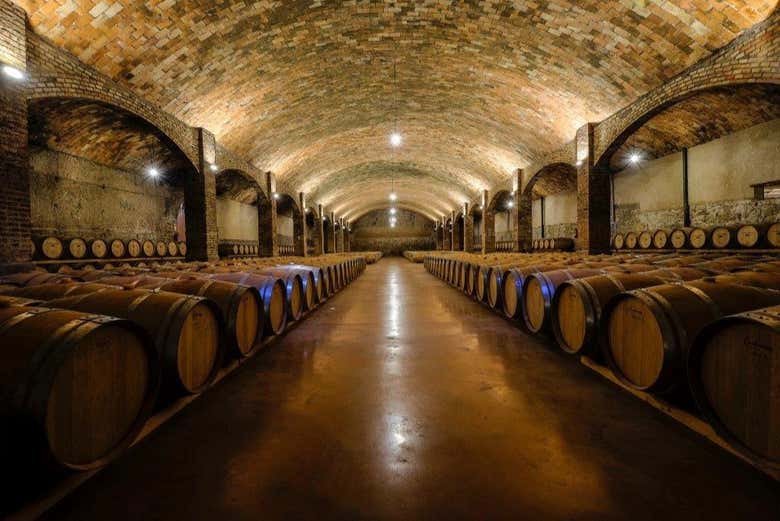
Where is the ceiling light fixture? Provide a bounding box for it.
[209,163,219,172]
[389,192,397,202]
[629,153,642,164]
[147,167,160,178]
[390,208,397,215]
[273,192,281,200]
[2,65,25,80]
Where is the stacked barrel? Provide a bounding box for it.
[0,253,371,482]
[422,250,780,467]
[613,223,780,251]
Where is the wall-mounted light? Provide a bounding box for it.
[147,167,160,178]
[506,200,514,209]
[305,207,311,213]
[576,159,584,167]
[2,65,25,81]
[273,192,281,200]
[390,132,402,148]
[629,153,642,165]
[389,208,397,215]
[209,163,219,172]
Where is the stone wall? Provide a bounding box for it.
[531,191,577,239]
[614,118,780,233]
[216,198,259,242]
[351,208,434,254]
[29,147,182,241]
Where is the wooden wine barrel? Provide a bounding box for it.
[710,226,734,249]
[127,239,142,258]
[551,267,709,357]
[624,232,638,249]
[178,241,188,257]
[522,268,607,333]
[688,305,780,463]
[736,224,761,248]
[766,223,780,248]
[638,231,653,249]
[0,305,158,470]
[689,227,708,249]
[669,228,689,249]
[286,265,325,304]
[601,280,780,394]
[0,272,73,287]
[41,237,63,260]
[155,241,167,257]
[693,257,757,273]
[68,238,88,259]
[134,277,262,358]
[91,239,108,259]
[612,233,625,250]
[45,289,223,395]
[502,264,569,320]
[208,272,287,336]
[652,229,669,249]
[142,240,155,257]
[264,266,315,312]
[6,282,119,301]
[109,239,125,259]
[167,241,178,257]
[30,239,36,258]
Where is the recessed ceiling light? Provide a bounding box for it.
[390,132,402,148]
[629,153,642,164]
[2,65,25,80]
[147,167,160,178]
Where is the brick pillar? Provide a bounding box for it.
[433,222,441,250]
[576,123,611,253]
[481,190,495,254]
[344,221,351,252]
[329,212,337,253]
[259,172,278,257]
[295,192,307,257]
[442,215,452,250]
[184,129,219,261]
[0,3,31,267]
[516,191,533,252]
[336,218,345,252]
[315,204,325,255]
[463,204,473,252]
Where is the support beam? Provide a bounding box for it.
[330,211,337,253]
[682,147,691,227]
[442,215,452,250]
[259,172,278,257]
[336,217,345,252]
[185,129,219,261]
[481,190,495,254]
[463,203,473,252]
[576,123,611,253]
[316,204,325,255]
[296,192,307,257]
[0,3,31,267]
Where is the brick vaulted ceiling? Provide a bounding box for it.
[17,0,776,219]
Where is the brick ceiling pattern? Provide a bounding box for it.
[17,0,776,216]
[610,84,780,171]
[28,98,193,182]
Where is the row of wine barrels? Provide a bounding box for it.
[614,223,780,250]
[532,238,575,251]
[4,285,224,395]
[218,243,259,257]
[36,237,186,260]
[0,301,159,471]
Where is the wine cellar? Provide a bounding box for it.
[1,2,779,520]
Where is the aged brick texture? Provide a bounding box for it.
[14,0,776,219]
[352,208,434,255]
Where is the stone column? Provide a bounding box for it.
[296,192,307,257]
[481,190,495,254]
[330,211,337,253]
[442,215,452,250]
[576,123,611,253]
[344,221,351,252]
[336,218,345,252]
[315,204,325,255]
[0,2,31,268]
[463,204,473,252]
[258,172,278,257]
[185,129,219,261]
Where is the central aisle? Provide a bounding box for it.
[46,258,779,520]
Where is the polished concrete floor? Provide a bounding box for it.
[45,258,779,520]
